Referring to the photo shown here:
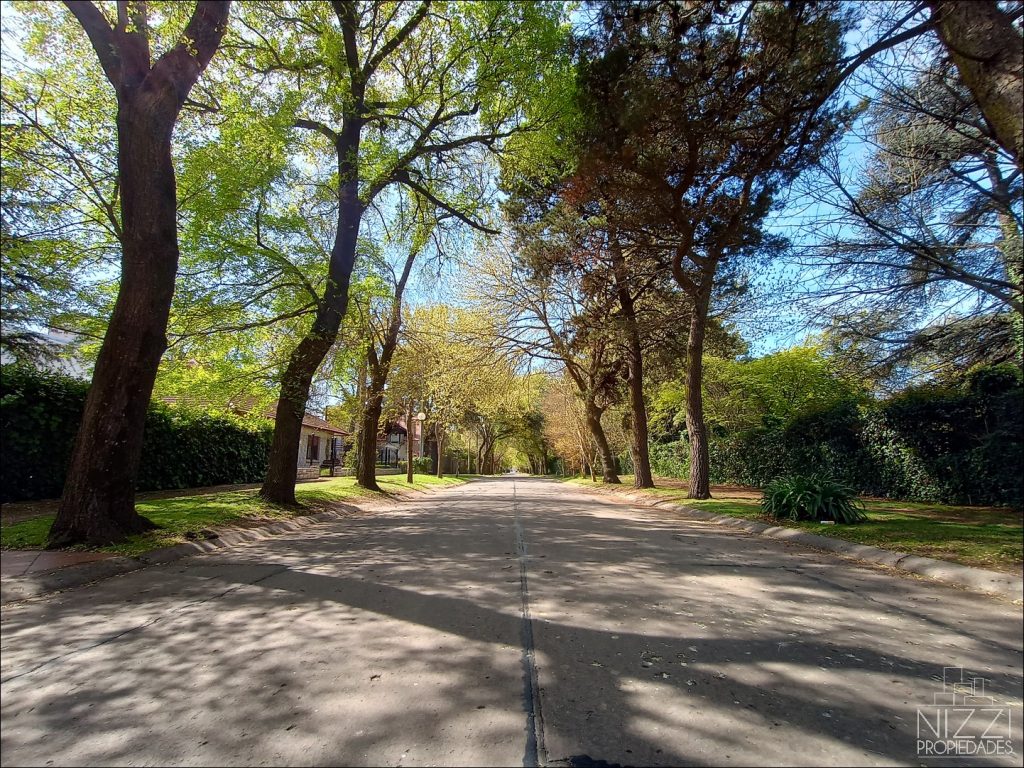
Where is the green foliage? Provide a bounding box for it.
[0,365,272,502]
[761,474,867,524]
[0,365,89,502]
[709,364,1022,506]
[653,347,863,434]
[649,440,688,479]
[411,456,433,474]
[861,364,1023,505]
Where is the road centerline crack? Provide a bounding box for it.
[513,477,548,768]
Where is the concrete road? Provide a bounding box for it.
[1,477,1021,767]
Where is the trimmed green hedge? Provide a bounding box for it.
[0,365,272,503]
[706,365,1022,506]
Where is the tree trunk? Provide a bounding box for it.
[261,319,344,505]
[356,243,417,491]
[49,105,180,546]
[625,341,654,487]
[356,388,384,491]
[928,1,1023,170]
[261,119,362,504]
[609,229,654,488]
[48,1,230,548]
[684,285,712,499]
[584,399,620,484]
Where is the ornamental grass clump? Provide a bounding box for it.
[761,473,867,524]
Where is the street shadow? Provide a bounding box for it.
[1,477,1020,767]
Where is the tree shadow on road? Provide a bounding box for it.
[1,477,1021,766]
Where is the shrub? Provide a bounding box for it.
[707,365,1022,506]
[761,473,867,524]
[650,439,688,479]
[1,364,272,502]
[411,456,432,473]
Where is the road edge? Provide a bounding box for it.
[571,482,1024,603]
[0,481,471,606]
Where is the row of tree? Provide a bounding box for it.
[478,0,1021,498]
[3,0,571,545]
[0,1,1020,545]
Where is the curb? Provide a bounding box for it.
[575,483,1024,602]
[0,482,465,606]
[0,506,360,606]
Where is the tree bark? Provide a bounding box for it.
[610,232,654,488]
[355,383,385,491]
[584,399,620,484]
[684,284,712,499]
[261,309,347,504]
[49,1,230,547]
[928,0,1024,170]
[356,242,418,491]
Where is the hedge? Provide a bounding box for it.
[0,365,272,503]
[670,364,1023,507]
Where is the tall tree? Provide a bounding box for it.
[797,55,1022,370]
[237,0,568,503]
[354,201,443,491]
[577,1,849,497]
[474,246,624,483]
[927,0,1023,170]
[35,1,230,546]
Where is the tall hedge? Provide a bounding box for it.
[701,364,1022,507]
[0,365,272,503]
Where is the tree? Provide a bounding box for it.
[795,50,1022,371]
[576,1,850,497]
[236,1,568,503]
[26,1,231,546]
[472,245,624,483]
[354,200,444,490]
[927,0,1023,171]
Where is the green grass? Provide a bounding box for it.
[0,474,468,557]
[566,476,1023,574]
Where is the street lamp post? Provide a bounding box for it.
[416,411,426,467]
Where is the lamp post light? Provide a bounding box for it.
[416,411,426,462]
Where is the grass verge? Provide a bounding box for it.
[566,476,1023,574]
[1,474,468,557]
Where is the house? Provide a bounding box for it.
[294,411,349,480]
[376,417,426,468]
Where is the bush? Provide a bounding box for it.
[761,473,867,524]
[707,365,1022,506]
[650,439,688,479]
[411,456,433,473]
[1,365,272,502]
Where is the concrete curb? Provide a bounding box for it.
[0,483,463,606]
[575,483,1024,602]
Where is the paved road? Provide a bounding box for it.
[1,478,1021,767]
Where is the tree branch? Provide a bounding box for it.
[294,118,339,143]
[363,1,431,80]
[394,171,499,235]
[63,2,121,85]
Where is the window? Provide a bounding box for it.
[306,434,320,463]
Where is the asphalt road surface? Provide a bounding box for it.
[2,477,1021,767]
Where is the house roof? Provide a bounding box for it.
[298,412,349,435]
